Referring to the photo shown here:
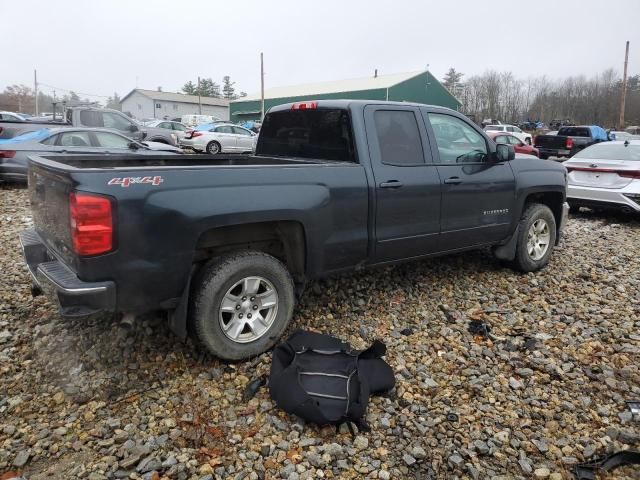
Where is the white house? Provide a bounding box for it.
[120,89,229,121]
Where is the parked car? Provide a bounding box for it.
[487,131,539,157]
[180,123,257,154]
[534,125,609,160]
[142,119,188,141]
[564,140,640,213]
[181,114,222,127]
[20,100,568,360]
[609,131,640,141]
[0,111,26,122]
[484,124,533,145]
[0,128,181,182]
[0,107,179,146]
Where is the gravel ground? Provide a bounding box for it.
[1,184,639,480]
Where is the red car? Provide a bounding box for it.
[487,131,539,157]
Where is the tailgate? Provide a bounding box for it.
[535,135,568,149]
[28,162,76,265]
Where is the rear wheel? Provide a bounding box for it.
[539,153,548,160]
[206,141,221,155]
[512,203,556,272]
[190,251,295,360]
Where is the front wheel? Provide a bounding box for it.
[512,203,557,272]
[190,251,295,360]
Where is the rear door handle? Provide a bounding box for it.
[444,177,462,185]
[379,180,403,189]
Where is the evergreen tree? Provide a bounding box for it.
[442,68,464,95]
[222,76,236,99]
[106,92,121,110]
[182,81,197,95]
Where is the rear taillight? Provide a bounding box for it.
[192,132,203,138]
[566,138,574,149]
[566,167,640,179]
[69,192,113,256]
[0,150,16,158]
[618,171,640,179]
[291,101,318,110]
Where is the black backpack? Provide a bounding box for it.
[269,330,395,428]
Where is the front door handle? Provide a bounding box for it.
[379,180,403,189]
[444,177,462,185]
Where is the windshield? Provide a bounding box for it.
[574,143,640,161]
[257,109,355,162]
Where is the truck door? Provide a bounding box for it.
[422,110,516,250]
[364,105,441,262]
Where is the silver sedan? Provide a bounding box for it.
[0,127,181,182]
[564,140,640,213]
[180,123,257,154]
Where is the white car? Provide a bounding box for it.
[180,123,257,154]
[484,125,532,145]
[181,114,222,127]
[564,140,640,213]
[0,111,26,121]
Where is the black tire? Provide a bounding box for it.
[190,251,295,361]
[512,203,557,273]
[206,141,221,155]
[539,153,549,160]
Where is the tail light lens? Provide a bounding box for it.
[69,192,113,256]
[192,132,203,138]
[291,101,318,110]
[618,171,640,179]
[0,150,16,158]
[566,138,574,149]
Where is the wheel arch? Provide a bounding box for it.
[168,220,307,340]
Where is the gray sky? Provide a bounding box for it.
[2,0,639,101]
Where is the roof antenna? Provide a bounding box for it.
[374,69,378,78]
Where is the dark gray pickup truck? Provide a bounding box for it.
[20,100,569,360]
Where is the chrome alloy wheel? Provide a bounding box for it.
[527,218,551,261]
[218,276,278,343]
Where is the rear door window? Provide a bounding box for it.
[215,126,234,134]
[373,110,424,165]
[257,109,355,162]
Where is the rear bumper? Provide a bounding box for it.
[536,147,571,158]
[568,184,640,212]
[19,229,116,316]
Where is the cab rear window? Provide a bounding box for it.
[257,109,356,162]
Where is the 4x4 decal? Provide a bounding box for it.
[108,176,164,188]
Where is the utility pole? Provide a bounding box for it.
[260,52,265,121]
[619,40,630,130]
[34,69,38,116]
[197,76,202,114]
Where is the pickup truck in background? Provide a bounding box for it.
[0,107,179,145]
[534,125,609,159]
[20,100,569,360]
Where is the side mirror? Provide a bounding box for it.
[128,141,140,150]
[495,143,515,161]
[129,124,138,132]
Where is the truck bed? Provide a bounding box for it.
[31,153,341,170]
